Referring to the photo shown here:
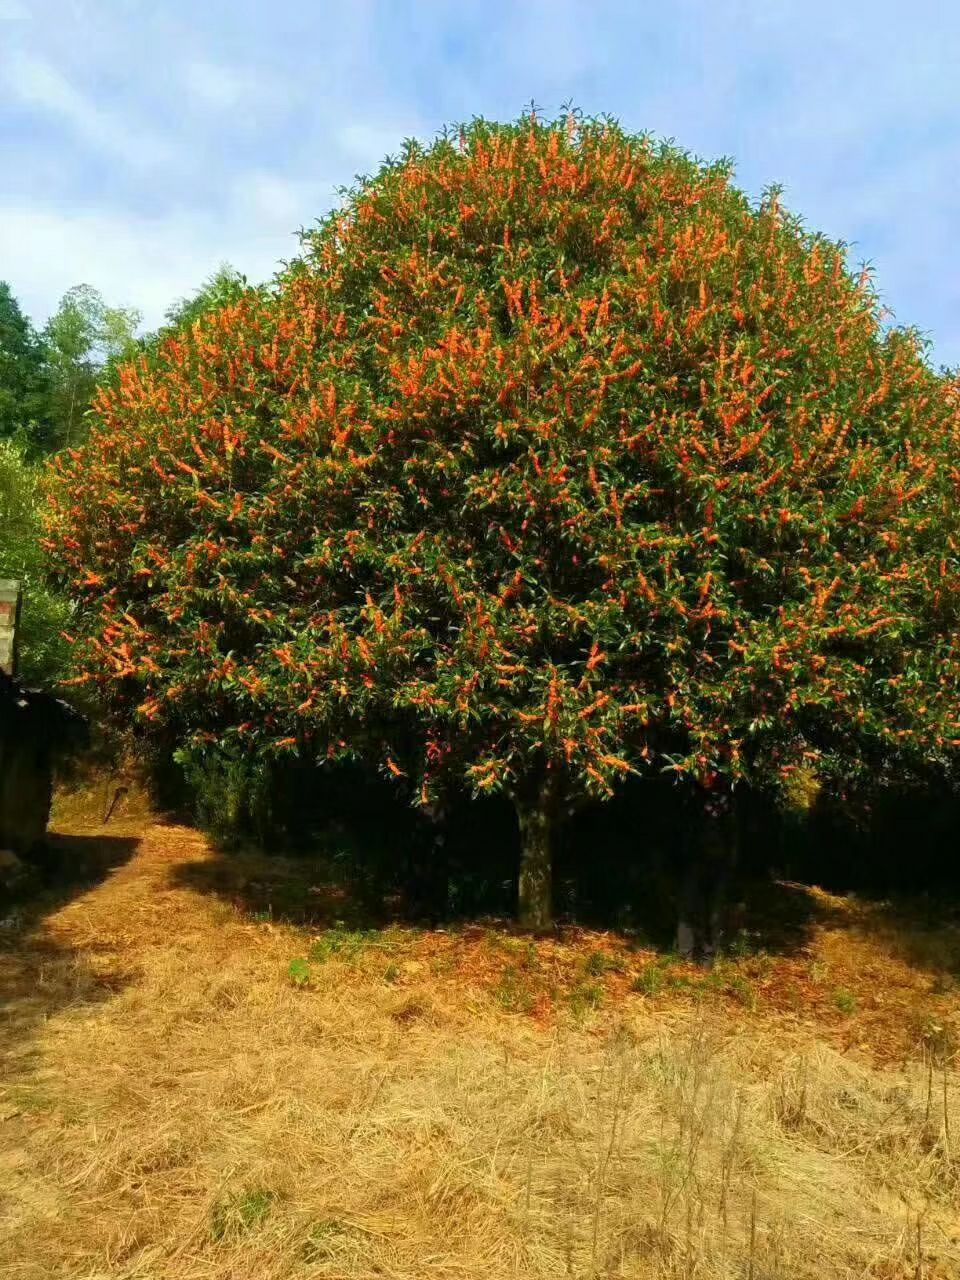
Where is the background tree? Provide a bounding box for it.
[44,115,960,926]
[0,283,48,449]
[0,440,71,685]
[43,285,141,449]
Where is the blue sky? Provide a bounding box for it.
[2,0,958,367]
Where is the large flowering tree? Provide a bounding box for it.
[46,115,960,926]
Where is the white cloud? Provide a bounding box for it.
[1,53,171,168]
[337,122,424,168]
[233,173,328,227]
[182,59,252,111]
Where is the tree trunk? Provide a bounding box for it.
[675,791,740,965]
[516,776,558,931]
[413,799,450,924]
[66,376,78,448]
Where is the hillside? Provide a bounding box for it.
[1,804,958,1279]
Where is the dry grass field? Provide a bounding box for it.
[1,798,959,1278]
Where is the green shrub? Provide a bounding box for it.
[632,963,667,997]
[173,740,275,845]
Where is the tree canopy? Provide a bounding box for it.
[43,285,141,451]
[0,283,47,445]
[0,280,144,455]
[44,114,960,924]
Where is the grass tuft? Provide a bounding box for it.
[211,1188,276,1241]
[833,988,857,1015]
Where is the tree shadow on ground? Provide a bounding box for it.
[169,784,522,931]
[165,765,899,959]
[830,893,960,981]
[168,816,837,961]
[722,876,835,955]
[0,831,141,1080]
[170,840,399,929]
[556,789,834,956]
[162,756,960,975]
[166,809,960,1014]
[3,830,141,929]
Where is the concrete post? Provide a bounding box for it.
[0,580,22,677]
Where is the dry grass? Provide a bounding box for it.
[1,814,959,1278]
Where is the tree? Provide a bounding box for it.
[0,283,47,447]
[0,440,71,686]
[43,285,141,449]
[44,115,960,925]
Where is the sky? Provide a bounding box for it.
[1,0,958,366]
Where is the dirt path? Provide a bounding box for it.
[1,821,219,1083]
